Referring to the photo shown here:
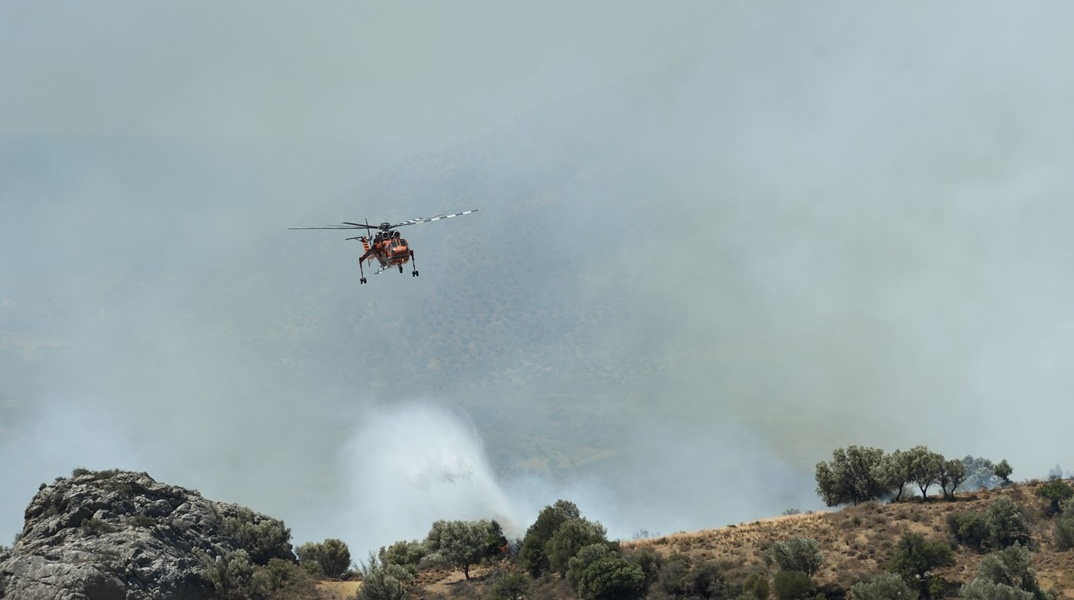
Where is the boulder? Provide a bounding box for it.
[0,470,295,600]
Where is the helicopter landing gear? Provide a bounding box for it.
[358,259,367,284]
[360,277,367,284]
[410,250,419,277]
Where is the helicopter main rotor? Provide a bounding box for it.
[290,209,479,235]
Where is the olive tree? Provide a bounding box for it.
[994,460,1013,486]
[940,458,968,500]
[425,519,504,580]
[1034,479,1073,516]
[815,446,889,506]
[905,446,945,501]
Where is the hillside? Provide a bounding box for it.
[626,481,1074,598]
[345,479,1074,600]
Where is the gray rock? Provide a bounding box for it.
[0,470,295,600]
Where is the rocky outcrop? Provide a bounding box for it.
[0,470,295,600]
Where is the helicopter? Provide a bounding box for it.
[289,209,478,283]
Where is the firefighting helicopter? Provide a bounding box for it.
[289,209,478,283]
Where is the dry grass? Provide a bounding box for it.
[625,481,1074,598]
[309,481,1074,599]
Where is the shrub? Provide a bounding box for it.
[358,557,413,600]
[948,510,989,551]
[198,549,253,600]
[741,572,771,600]
[378,539,427,569]
[489,571,530,600]
[984,497,1030,549]
[574,553,646,600]
[851,572,918,600]
[887,532,954,599]
[974,544,1044,596]
[546,518,608,576]
[958,579,1034,600]
[219,507,293,565]
[762,536,824,576]
[772,571,812,600]
[296,538,352,579]
[1053,510,1074,550]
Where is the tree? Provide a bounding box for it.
[425,519,502,580]
[762,536,824,576]
[940,458,968,500]
[888,532,955,599]
[815,445,889,506]
[994,460,1013,486]
[905,446,945,501]
[296,538,351,579]
[518,499,581,576]
[851,572,918,600]
[1034,479,1073,516]
[880,449,913,502]
[546,518,609,576]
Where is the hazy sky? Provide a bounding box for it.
[4,1,1074,558]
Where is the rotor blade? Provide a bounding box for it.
[342,222,378,229]
[288,225,363,230]
[388,209,479,228]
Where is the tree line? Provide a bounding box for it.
[814,445,1013,506]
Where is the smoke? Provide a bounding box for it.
[336,401,524,553]
[4,0,1074,559]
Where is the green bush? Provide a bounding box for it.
[546,518,608,576]
[984,497,1030,549]
[740,572,770,600]
[378,539,427,569]
[489,571,530,600]
[762,536,824,576]
[958,579,1034,600]
[948,510,989,551]
[219,507,293,566]
[1053,510,1074,550]
[850,572,918,600]
[772,571,812,600]
[358,558,413,600]
[296,538,352,579]
[574,553,646,600]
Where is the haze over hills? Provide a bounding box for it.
[5,2,1074,561]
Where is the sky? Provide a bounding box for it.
[4,1,1074,558]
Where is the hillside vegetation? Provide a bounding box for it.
[334,479,1074,600]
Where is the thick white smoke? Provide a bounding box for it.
[335,401,526,554]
